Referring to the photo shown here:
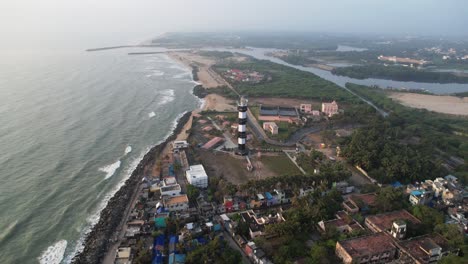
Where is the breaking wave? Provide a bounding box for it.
[38,240,67,264]
[99,160,121,179]
[124,146,132,155]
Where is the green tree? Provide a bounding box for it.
[310,244,331,264]
[186,184,200,203]
[375,187,407,213]
[411,205,444,233]
[435,224,465,248]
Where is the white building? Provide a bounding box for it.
[172,140,189,150]
[186,164,208,188]
[160,184,182,197]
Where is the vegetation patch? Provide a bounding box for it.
[260,155,302,176]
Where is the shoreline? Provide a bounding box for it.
[72,53,204,264]
[71,111,192,264]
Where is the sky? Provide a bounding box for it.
[1,0,467,49]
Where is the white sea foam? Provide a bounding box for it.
[157,89,175,105]
[99,160,121,179]
[38,239,67,264]
[169,64,187,71]
[172,72,191,79]
[145,70,165,78]
[148,111,156,118]
[124,146,132,155]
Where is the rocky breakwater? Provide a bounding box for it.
[72,112,192,264]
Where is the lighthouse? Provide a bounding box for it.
[237,96,248,155]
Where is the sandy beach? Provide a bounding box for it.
[167,51,228,88]
[389,92,468,116]
[167,51,237,113]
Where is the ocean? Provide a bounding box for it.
[0,48,200,263]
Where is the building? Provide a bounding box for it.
[299,104,313,114]
[365,210,421,238]
[342,193,377,214]
[262,122,278,135]
[395,233,460,264]
[201,137,224,150]
[186,164,208,188]
[160,184,182,197]
[116,247,132,264]
[240,210,285,239]
[258,105,300,123]
[163,195,189,212]
[318,211,365,234]
[409,190,433,206]
[336,232,397,264]
[172,140,189,150]
[238,96,248,155]
[378,55,428,66]
[322,101,339,117]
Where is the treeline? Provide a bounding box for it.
[342,120,445,183]
[341,83,468,183]
[332,65,468,84]
[214,59,355,101]
[345,83,468,158]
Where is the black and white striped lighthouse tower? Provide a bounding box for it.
[237,96,248,155]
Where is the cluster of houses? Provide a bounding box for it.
[407,175,468,233]
[316,192,462,264]
[222,68,267,83]
[422,47,468,61]
[299,101,340,118]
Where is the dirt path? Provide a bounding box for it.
[389,92,468,116]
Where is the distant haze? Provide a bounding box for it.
[1,0,467,49]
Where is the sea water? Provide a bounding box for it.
[0,48,200,263]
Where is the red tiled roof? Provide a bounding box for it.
[349,193,377,207]
[339,232,395,257]
[366,210,421,232]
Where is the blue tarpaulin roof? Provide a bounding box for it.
[392,181,403,188]
[265,192,273,200]
[411,190,422,196]
[168,253,186,264]
[152,234,165,264]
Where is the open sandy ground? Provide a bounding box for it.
[203,94,236,112]
[389,92,468,116]
[167,51,227,88]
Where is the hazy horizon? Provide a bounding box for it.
[1,0,468,50]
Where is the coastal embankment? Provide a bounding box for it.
[86,46,137,52]
[72,112,192,264]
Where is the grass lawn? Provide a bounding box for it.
[261,155,302,176]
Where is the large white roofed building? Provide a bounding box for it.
[186,164,208,188]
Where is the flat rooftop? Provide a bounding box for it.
[339,232,396,257]
[165,195,189,205]
[349,193,377,207]
[398,235,441,262]
[366,209,421,231]
[259,105,298,117]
